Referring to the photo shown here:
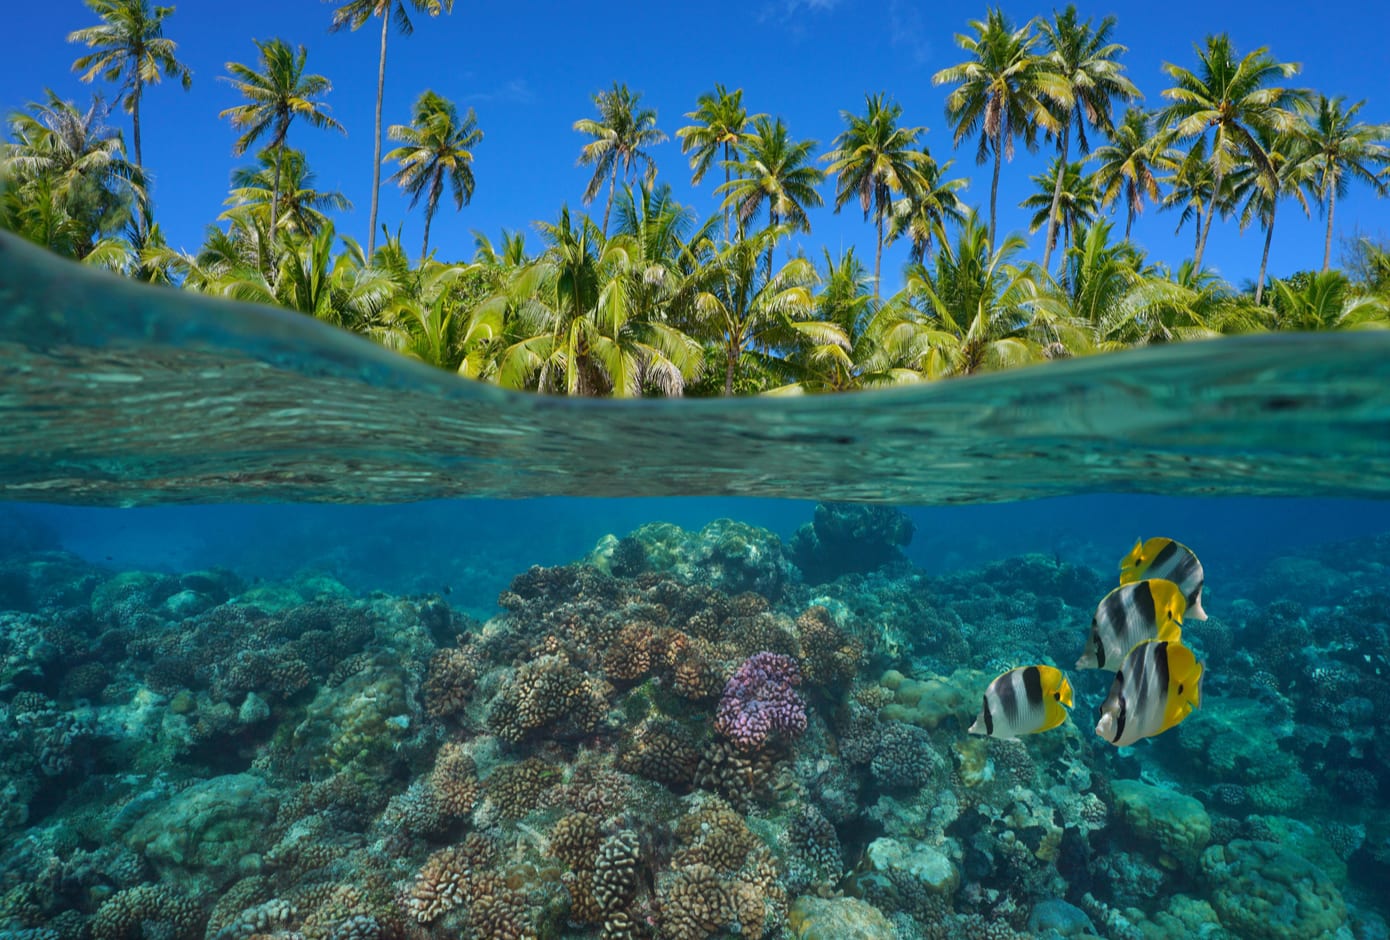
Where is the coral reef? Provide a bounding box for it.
[1,515,1387,940]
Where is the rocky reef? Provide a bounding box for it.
[0,510,1386,939]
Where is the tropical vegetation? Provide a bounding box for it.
[4,4,1390,399]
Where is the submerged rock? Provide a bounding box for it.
[865,837,960,896]
[1028,898,1098,938]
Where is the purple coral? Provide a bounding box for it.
[714,652,807,752]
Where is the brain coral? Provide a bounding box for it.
[1200,839,1348,940]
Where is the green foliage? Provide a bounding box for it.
[10,5,1390,400]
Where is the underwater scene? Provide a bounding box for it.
[5,237,1390,940]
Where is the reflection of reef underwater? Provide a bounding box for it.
[0,515,1388,939]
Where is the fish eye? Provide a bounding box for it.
[1178,683,1184,693]
[1053,692,1061,700]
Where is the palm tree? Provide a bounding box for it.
[715,115,824,276]
[328,0,455,258]
[3,91,145,258]
[676,85,763,242]
[1021,158,1101,255]
[219,39,345,264]
[932,8,1056,248]
[822,93,932,297]
[1159,138,1223,258]
[1034,5,1138,271]
[690,226,844,395]
[222,147,351,238]
[574,83,667,236]
[1296,95,1390,271]
[384,90,482,261]
[1228,129,1313,304]
[886,156,969,264]
[1159,34,1304,269]
[1091,107,1176,239]
[902,212,1049,375]
[67,0,192,178]
[1269,270,1390,330]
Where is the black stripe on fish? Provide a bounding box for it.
[1023,666,1043,711]
[1133,581,1156,630]
[1112,673,1127,743]
[1151,540,1179,571]
[1092,625,1106,669]
[998,673,1019,725]
[982,695,994,736]
[1155,641,1170,706]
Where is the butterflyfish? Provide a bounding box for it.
[1094,639,1204,747]
[968,665,1074,738]
[1120,538,1207,621]
[1077,579,1185,671]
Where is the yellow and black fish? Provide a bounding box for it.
[1094,639,1203,747]
[1077,579,1185,671]
[1120,538,1208,621]
[968,665,1074,738]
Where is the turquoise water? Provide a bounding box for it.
[2,231,1389,939]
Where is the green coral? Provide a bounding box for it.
[1111,779,1211,869]
[1200,839,1348,940]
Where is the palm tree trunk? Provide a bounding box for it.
[131,75,146,236]
[367,12,390,258]
[723,142,732,244]
[263,143,284,287]
[766,208,778,282]
[1255,205,1275,306]
[874,210,884,300]
[724,343,736,396]
[988,133,1002,249]
[1323,184,1336,272]
[422,166,444,261]
[1125,198,1134,241]
[1194,208,1201,258]
[1194,165,1224,270]
[602,163,617,235]
[1043,123,1070,271]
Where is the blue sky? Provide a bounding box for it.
[6,0,1389,292]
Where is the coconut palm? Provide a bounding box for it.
[1296,95,1390,271]
[932,8,1056,248]
[574,83,667,236]
[219,39,345,265]
[1268,270,1390,330]
[384,90,482,261]
[1159,34,1305,269]
[715,115,824,277]
[3,91,145,258]
[822,93,932,297]
[1228,129,1313,304]
[1032,6,1138,271]
[902,212,1056,375]
[1160,138,1221,258]
[327,0,455,257]
[676,85,763,241]
[222,147,351,238]
[1091,107,1176,239]
[1021,158,1101,256]
[67,0,192,178]
[886,156,970,265]
[691,226,844,395]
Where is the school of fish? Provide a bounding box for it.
[967,537,1207,747]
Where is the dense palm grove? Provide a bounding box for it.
[4,1,1390,396]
